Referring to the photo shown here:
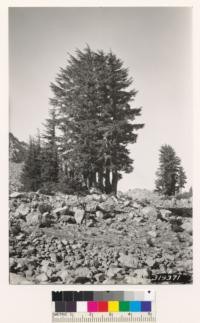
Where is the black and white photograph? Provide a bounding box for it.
[9,7,193,285]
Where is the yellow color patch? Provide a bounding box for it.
[108,301,119,312]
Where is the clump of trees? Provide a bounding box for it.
[21,46,144,194]
[155,144,187,196]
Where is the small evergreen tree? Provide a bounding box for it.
[21,134,42,191]
[41,108,59,186]
[155,144,187,196]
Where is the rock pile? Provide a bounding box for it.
[9,191,192,284]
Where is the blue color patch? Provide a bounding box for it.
[141,301,151,312]
[129,301,141,312]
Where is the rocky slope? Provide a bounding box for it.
[9,191,192,285]
[9,132,27,192]
[9,132,27,163]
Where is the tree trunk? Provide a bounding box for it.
[105,168,111,194]
[98,169,104,192]
[88,173,93,188]
[112,170,118,195]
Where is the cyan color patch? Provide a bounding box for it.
[129,301,141,312]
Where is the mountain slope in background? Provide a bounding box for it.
[9,132,27,192]
[9,132,27,163]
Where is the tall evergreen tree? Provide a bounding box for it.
[41,108,59,185]
[20,134,42,191]
[50,46,144,194]
[155,144,187,196]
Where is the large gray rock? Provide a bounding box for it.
[98,196,118,213]
[60,215,76,224]
[74,208,85,224]
[35,273,48,283]
[159,209,172,221]
[74,267,92,278]
[26,211,42,225]
[106,267,122,278]
[52,206,68,216]
[56,270,70,282]
[181,220,192,235]
[10,192,25,199]
[118,253,138,268]
[142,206,157,219]
[125,268,150,284]
[15,203,30,218]
[85,200,98,212]
[96,210,104,219]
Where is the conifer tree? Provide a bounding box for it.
[50,46,144,193]
[177,165,187,193]
[41,108,59,185]
[21,134,42,191]
[155,145,187,196]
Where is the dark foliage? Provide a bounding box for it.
[155,145,187,196]
[50,46,144,194]
[20,135,42,191]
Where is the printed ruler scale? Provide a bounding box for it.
[52,291,156,323]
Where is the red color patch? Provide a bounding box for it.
[98,301,108,312]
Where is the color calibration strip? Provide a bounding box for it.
[53,300,152,313]
[52,291,155,313]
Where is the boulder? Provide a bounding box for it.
[124,200,131,207]
[74,267,92,278]
[15,203,30,218]
[118,253,138,268]
[85,200,98,213]
[125,268,150,284]
[50,253,57,263]
[38,203,52,214]
[40,260,51,273]
[142,206,157,219]
[94,273,105,282]
[9,257,16,270]
[26,211,42,225]
[10,192,25,199]
[74,208,85,224]
[86,219,95,227]
[97,197,118,213]
[60,215,76,224]
[181,221,192,235]
[84,194,102,203]
[106,267,122,278]
[132,202,141,209]
[52,206,68,216]
[65,195,80,206]
[96,210,104,219]
[147,230,157,238]
[56,270,70,282]
[146,237,156,247]
[35,273,48,283]
[159,209,172,220]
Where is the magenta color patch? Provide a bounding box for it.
[87,301,98,312]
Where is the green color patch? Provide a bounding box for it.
[119,301,130,312]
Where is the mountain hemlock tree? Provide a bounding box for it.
[50,46,144,194]
[21,134,42,191]
[155,144,187,196]
[41,108,59,186]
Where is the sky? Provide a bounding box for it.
[9,7,193,191]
